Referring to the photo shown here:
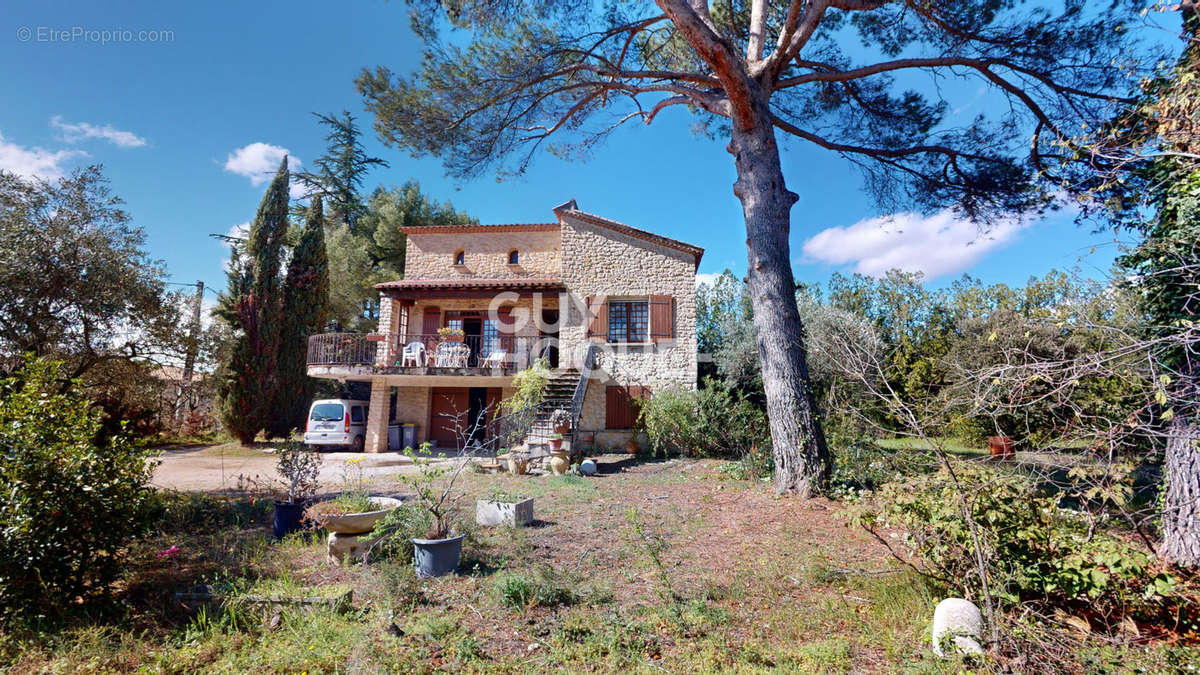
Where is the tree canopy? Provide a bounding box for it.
[359,0,1156,220]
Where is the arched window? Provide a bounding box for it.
[507,249,519,265]
[453,250,465,266]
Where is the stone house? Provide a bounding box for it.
[305,200,702,453]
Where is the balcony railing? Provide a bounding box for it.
[307,333,547,372]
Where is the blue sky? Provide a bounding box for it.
[0,0,1138,300]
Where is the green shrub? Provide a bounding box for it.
[0,358,157,622]
[855,462,1179,620]
[362,503,433,564]
[493,566,578,612]
[639,379,769,459]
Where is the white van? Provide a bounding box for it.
[303,399,370,452]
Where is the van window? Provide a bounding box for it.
[310,403,344,421]
[351,406,364,423]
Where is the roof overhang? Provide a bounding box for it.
[374,277,566,300]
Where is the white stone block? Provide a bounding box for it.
[932,597,985,657]
[475,498,534,527]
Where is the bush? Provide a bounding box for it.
[362,503,433,564]
[0,358,157,622]
[855,462,1180,622]
[492,566,578,612]
[639,379,769,459]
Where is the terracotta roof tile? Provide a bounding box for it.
[374,277,564,291]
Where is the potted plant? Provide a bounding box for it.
[547,434,570,475]
[550,407,572,435]
[501,446,529,476]
[304,458,401,535]
[273,440,322,539]
[437,327,465,343]
[476,487,534,527]
[380,442,472,577]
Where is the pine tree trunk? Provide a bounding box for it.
[729,92,831,496]
[1162,369,1200,566]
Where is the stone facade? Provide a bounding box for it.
[403,226,561,280]
[319,206,701,452]
[556,212,699,447]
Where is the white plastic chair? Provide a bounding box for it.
[482,349,507,368]
[451,343,471,368]
[400,341,426,367]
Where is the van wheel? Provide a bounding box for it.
[351,435,364,453]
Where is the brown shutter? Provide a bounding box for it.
[650,295,673,343]
[605,385,629,429]
[586,295,608,341]
[421,307,441,335]
[605,385,651,429]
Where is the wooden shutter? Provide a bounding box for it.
[605,385,650,429]
[649,296,673,343]
[421,307,441,336]
[606,385,630,429]
[586,295,608,341]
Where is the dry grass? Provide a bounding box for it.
[0,456,1191,673]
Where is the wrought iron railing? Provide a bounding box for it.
[306,332,547,369]
[569,343,597,440]
[306,333,382,366]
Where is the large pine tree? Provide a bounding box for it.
[218,157,290,444]
[271,195,330,436]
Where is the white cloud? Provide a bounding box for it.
[800,210,1025,279]
[224,221,250,245]
[695,272,723,287]
[50,115,147,148]
[0,131,87,180]
[223,142,305,198]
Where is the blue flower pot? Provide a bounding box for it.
[412,534,465,578]
[273,500,308,539]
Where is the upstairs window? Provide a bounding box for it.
[453,250,465,265]
[507,249,519,265]
[607,299,649,343]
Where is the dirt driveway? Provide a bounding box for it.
[151,443,415,492]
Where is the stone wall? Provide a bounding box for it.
[558,212,699,443]
[404,227,562,280]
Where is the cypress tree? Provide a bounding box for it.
[271,195,330,436]
[218,157,290,444]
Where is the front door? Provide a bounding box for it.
[429,387,469,447]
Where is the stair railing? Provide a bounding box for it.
[568,343,597,447]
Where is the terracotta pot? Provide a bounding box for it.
[625,440,639,455]
[548,438,563,452]
[549,452,570,476]
[441,334,464,343]
[987,436,1015,458]
[554,423,571,435]
[506,454,528,476]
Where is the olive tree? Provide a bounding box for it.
[357,0,1152,495]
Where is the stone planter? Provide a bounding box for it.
[548,451,570,476]
[311,497,402,535]
[412,534,466,578]
[476,498,534,527]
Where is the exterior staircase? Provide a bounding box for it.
[526,368,581,443]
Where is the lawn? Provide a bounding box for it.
[0,456,1187,673]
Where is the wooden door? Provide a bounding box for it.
[429,387,469,447]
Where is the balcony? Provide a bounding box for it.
[306,333,545,378]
